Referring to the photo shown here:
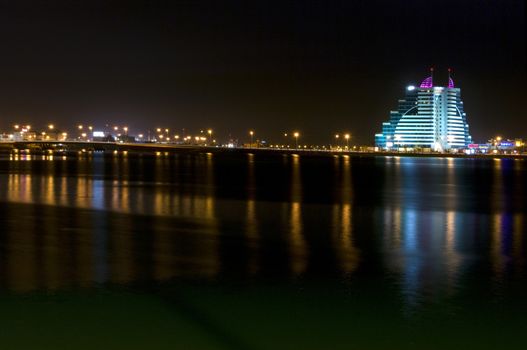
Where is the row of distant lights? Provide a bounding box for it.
[11,124,216,143]
[12,124,67,140]
[388,135,458,141]
[11,125,352,144]
[151,128,214,142]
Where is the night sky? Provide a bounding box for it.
[0,0,525,144]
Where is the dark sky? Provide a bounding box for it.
[0,0,525,144]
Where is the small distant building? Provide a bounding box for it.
[375,69,472,152]
[0,133,14,141]
[12,131,37,141]
[498,140,515,151]
[116,135,135,143]
[92,131,115,142]
[467,143,490,154]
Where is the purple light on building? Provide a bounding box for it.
[448,77,455,88]
[419,76,433,88]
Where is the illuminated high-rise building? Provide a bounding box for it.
[375,69,472,151]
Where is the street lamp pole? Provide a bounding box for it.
[249,130,254,148]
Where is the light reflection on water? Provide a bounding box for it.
[245,153,259,275]
[0,154,525,309]
[332,155,359,276]
[287,154,307,276]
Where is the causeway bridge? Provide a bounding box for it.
[1,140,525,159]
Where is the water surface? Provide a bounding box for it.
[0,153,525,349]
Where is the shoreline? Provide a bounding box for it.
[0,141,525,160]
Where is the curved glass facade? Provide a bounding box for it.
[375,76,472,151]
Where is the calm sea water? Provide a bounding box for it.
[0,153,525,349]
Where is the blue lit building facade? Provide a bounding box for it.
[375,72,472,152]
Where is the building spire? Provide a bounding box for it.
[448,68,455,88]
[419,67,434,88]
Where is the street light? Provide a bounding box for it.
[123,126,128,136]
[48,124,54,130]
[208,129,213,144]
[293,132,299,149]
[249,130,254,148]
[344,134,350,149]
